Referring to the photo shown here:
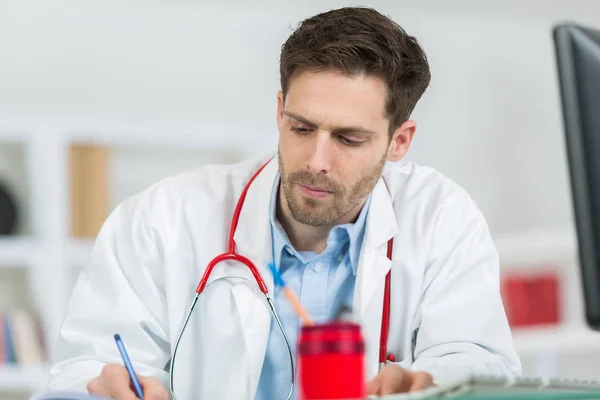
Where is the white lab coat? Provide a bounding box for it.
[48,155,521,399]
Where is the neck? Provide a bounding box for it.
[276,183,365,253]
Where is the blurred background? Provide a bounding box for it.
[0,0,599,398]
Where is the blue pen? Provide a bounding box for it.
[268,263,313,325]
[114,333,144,399]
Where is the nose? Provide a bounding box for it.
[306,132,334,174]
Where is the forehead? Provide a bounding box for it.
[285,70,389,129]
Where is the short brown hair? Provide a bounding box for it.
[280,7,431,137]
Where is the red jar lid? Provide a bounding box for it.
[298,321,364,355]
[301,321,361,333]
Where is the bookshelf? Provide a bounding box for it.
[0,116,593,395]
[0,117,272,398]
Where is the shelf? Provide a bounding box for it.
[494,228,578,268]
[0,130,32,143]
[512,324,600,357]
[69,129,270,153]
[0,364,49,392]
[0,237,44,267]
[67,238,95,267]
[0,116,274,153]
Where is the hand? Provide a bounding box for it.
[367,364,434,396]
[87,364,168,400]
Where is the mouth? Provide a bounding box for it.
[298,184,333,198]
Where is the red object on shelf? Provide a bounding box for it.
[501,270,561,328]
[502,274,529,327]
[535,273,560,324]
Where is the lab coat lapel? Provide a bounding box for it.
[231,156,278,397]
[354,177,398,378]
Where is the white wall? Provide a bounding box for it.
[3,0,599,237]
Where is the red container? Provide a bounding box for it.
[501,270,561,328]
[297,321,365,400]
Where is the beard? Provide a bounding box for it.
[278,152,387,227]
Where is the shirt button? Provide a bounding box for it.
[285,246,294,255]
[337,254,344,262]
[314,262,324,272]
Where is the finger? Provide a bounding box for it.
[366,374,383,395]
[87,368,120,397]
[380,369,409,395]
[409,372,434,392]
[103,364,141,400]
[139,376,168,400]
[87,377,103,395]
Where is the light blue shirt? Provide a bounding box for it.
[255,173,371,400]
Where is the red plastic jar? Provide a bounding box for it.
[297,321,365,400]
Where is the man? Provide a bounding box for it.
[48,6,521,400]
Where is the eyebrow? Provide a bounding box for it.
[283,111,378,137]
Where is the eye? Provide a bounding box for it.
[338,136,363,147]
[291,126,311,134]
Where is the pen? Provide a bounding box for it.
[114,333,144,399]
[268,263,313,326]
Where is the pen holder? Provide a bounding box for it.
[297,321,366,400]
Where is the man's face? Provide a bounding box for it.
[277,69,392,227]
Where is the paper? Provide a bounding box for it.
[31,392,111,400]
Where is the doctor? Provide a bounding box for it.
[48,6,521,400]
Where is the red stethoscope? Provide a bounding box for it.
[169,160,394,400]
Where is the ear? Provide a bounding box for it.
[277,91,285,130]
[387,120,416,162]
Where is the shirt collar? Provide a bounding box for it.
[269,172,370,275]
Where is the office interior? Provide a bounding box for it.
[1,0,600,398]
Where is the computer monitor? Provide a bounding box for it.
[553,22,600,330]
